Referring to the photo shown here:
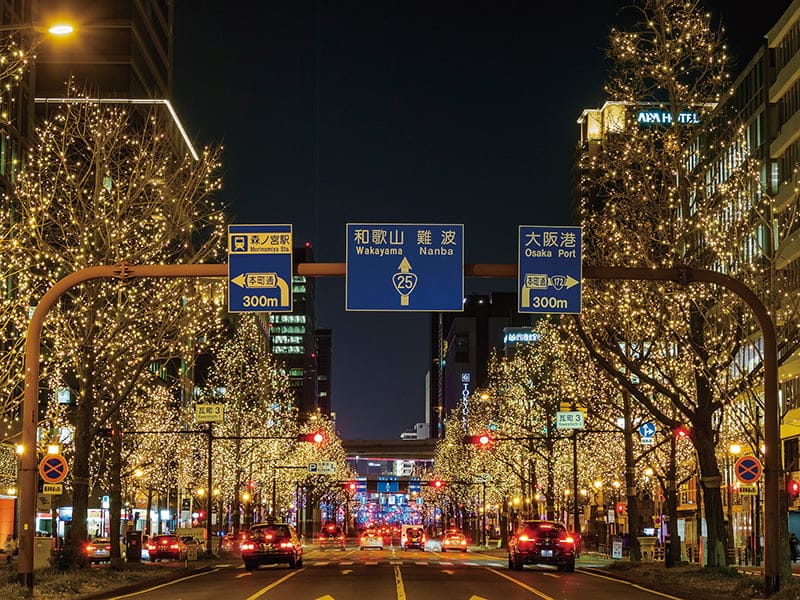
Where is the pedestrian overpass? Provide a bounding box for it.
[341,438,436,460]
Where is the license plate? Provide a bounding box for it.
[541,550,553,557]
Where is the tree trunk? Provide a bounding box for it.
[109,421,123,568]
[145,489,153,535]
[665,436,681,567]
[624,390,641,561]
[70,386,92,567]
[694,430,727,567]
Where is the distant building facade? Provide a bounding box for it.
[427,292,532,438]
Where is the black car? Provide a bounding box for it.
[508,520,575,572]
[241,522,303,570]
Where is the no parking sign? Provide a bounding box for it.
[734,455,763,484]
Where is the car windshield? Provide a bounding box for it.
[252,525,291,539]
[522,522,566,538]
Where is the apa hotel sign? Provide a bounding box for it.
[637,110,700,126]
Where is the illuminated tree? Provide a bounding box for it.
[201,315,297,536]
[0,88,226,563]
[573,0,791,567]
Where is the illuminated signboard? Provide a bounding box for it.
[503,327,541,348]
[636,110,700,126]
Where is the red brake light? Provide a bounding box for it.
[561,536,575,544]
[85,544,95,552]
[241,542,255,550]
[518,534,529,542]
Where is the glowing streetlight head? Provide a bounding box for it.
[47,23,74,36]
[729,444,742,455]
[14,444,24,455]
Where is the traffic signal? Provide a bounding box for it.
[463,433,495,448]
[615,502,627,515]
[788,478,800,498]
[345,481,356,492]
[297,430,325,444]
[673,426,690,439]
[430,479,445,489]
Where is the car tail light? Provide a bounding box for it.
[170,544,179,549]
[461,539,467,545]
[280,542,293,549]
[241,542,255,551]
[146,544,155,551]
[518,534,530,542]
[560,536,575,545]
[85,544,95,552]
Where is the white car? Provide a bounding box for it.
[424,537,443,552]
[359,529,384,550]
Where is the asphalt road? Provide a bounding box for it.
[96,548,683,600]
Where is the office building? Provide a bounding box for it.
[268,245,322,417]
[427,292,532,438]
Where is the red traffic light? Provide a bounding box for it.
[673,426,690,439]
[431,479,445,489]
[615,502,627,514]
[789,479,800,497]
[346,482,356,491]
[298,430,326,444]
[463,433,495,447]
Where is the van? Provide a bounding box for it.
[400,524,425,551]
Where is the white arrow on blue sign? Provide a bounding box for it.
[639,422,656,438]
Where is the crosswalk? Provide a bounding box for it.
[301,558,506,568]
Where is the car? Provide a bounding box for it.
[318,523,346,550]
[145,534,187,562]
[359,528,384,550]
[84,537,112,563]
[508,520,576,572]
[400,525,425,550]
[442,530,469,552]
[424,536,443,552]
[241,522,303,570]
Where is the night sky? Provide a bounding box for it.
[173,1,791,440]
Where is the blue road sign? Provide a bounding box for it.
[639,422,656,438]
[518,225,582,314]
[346,223,464,311]
[377,475,399,493]
[228,224,293,313]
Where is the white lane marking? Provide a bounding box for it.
[103,568,221,599]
